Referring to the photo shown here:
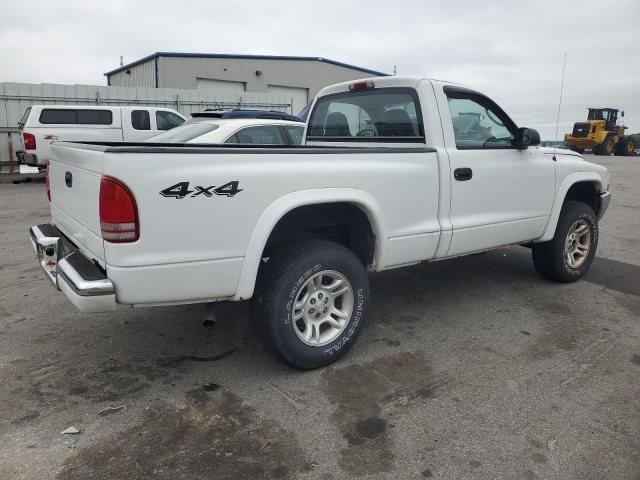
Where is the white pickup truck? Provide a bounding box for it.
[17,105,186,167]
[30,76,611,369]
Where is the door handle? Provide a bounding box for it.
[454,167,473,181]
[65,171,73,187]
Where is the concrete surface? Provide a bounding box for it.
[0,155,638,480]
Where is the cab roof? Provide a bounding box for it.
[316,76,464,98]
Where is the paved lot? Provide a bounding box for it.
[0,155,638,480]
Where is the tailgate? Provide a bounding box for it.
[49,143,106,265]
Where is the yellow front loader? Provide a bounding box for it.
[564,108,636,156]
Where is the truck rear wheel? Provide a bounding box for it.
[532,201,598,282]
[252,239,369,369]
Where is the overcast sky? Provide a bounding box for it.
[2,0,639,138]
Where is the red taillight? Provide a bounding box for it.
[23,132,36,150]
[99,176,139,243]
[45,163,51,201]
[349,80,375,91]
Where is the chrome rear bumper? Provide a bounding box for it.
[29,224,64,287]
[29,224,116,312]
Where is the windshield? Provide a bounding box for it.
[588,109,617,122]
[146,122,219,143]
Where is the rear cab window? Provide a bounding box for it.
[39,109,113,125]
[307,87,425,143]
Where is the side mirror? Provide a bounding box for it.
[621,111,625,118]
[515,127,540,149]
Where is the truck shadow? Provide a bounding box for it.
[7,246,640,479]
[10,247,640,420]
[10,248,640,408]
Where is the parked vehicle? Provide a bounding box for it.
[540,140,570,149]
[30,76,611,369]
[564,108,635,156]
[297,103,312,121]
[192,109,303,122]
[16,105,186,167]
[148,118,305,145]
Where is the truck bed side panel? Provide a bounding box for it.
[100,147,441,304]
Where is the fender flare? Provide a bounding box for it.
[536,172,605,242]
[233,188,387,300]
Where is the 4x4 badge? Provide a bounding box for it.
[159,181,243,199]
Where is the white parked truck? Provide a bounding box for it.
[30,76,611,368]
[17,105,186,167]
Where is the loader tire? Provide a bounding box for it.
[595,135,615,156]
[616,137,635,156]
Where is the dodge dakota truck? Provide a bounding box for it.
[30,76,611,369]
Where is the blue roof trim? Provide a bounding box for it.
[104,52,389,77]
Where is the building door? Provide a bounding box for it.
[267,85,308,115]
[196,78,246,94]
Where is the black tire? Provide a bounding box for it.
[616,137,635,156]
[594,135,615,156]
[570,146,585,154]
[532,201,598,282]
[252,239,369,369]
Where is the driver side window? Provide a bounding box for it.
[447,96,514,149]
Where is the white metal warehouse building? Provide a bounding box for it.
[105,52,388,115]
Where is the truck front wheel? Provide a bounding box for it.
[252,239,369,369]
[532,201,598,282]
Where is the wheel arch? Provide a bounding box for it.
[537,173,605,243]
[233,188,386,300]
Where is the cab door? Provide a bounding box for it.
[438,87,556,257]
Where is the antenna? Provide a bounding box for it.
[553,52,567,160]
[393,64,397,76]
[120,56,124,67]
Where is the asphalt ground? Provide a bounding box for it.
[0,154,638,479]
